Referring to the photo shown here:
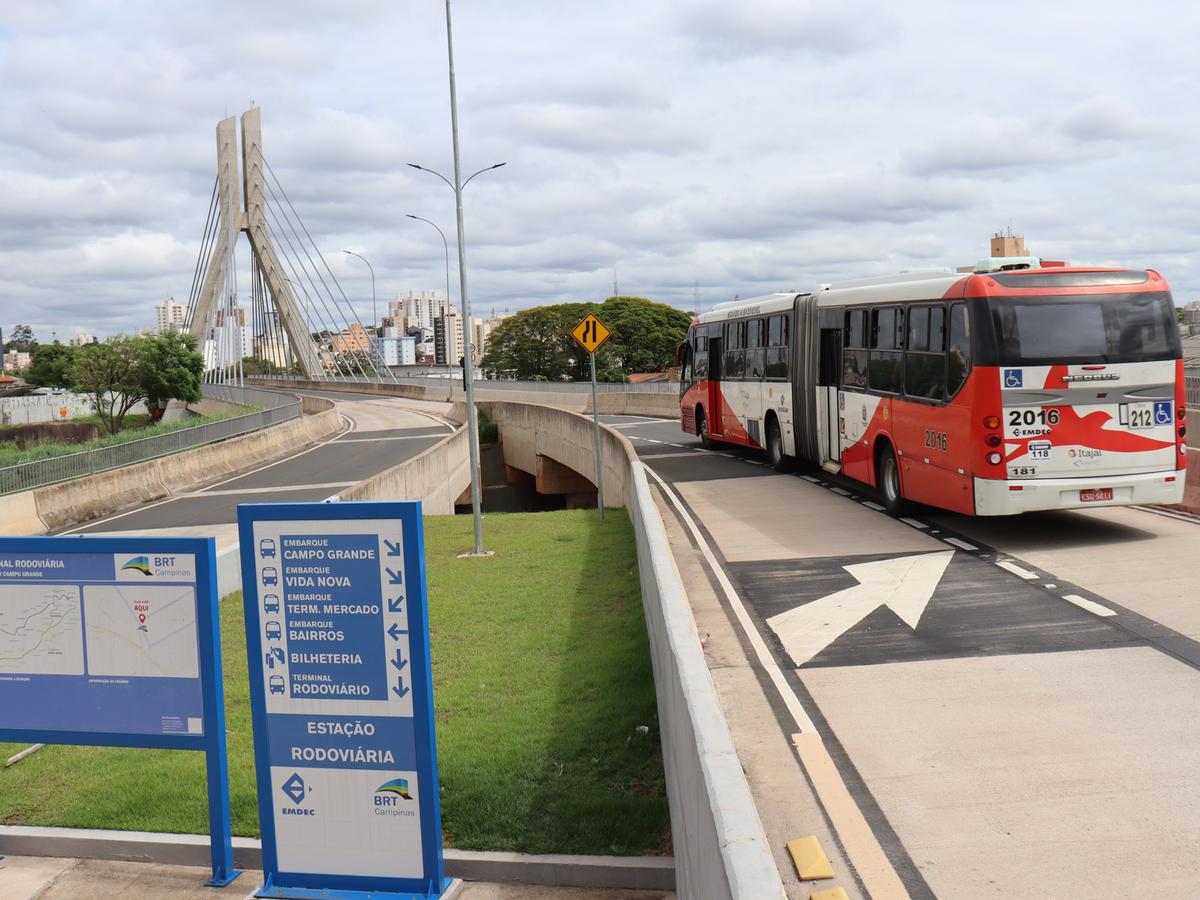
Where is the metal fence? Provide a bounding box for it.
[254,373,679,394]
[0,385,302,496]
[1187,370,1199,408]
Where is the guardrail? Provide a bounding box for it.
[0,385,302,496]
[253,373,679,394]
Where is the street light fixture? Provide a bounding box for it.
[342,249,380,374]
[405,214,452,317]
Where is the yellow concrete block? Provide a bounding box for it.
[809,889,850,900]
[787,834,834,881]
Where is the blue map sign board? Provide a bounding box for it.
[0,535,238,887]
[238,501,452,899]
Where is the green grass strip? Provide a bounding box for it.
[0,510,669,856]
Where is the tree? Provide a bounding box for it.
[139,331,203,416]
[26,344,77,388]
[5,323,36,353]
[481,295,691,381]
[69,337,146,435]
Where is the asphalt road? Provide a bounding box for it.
[65,389,455,535]
[608,412,1200,899]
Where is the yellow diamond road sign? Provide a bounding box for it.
[571,313,611,354]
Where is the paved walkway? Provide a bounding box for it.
[0,855,673,900]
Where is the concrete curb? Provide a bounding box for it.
[0,826,675,891]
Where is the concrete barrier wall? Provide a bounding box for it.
[247,377,676,417]
[479,401,632,508]
[337,424,471,514]
[627,463,786,900]
[6,399,341,535]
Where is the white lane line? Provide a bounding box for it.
[900,517,927,529]
[1044,583,1058,590]
[943,537,977,551]
[178,481,356,498]
[801,475,821,483]
[995,560,1039,580]
[1063,594,1118,617]
[336,434,445,443]
[57,413,357,535]
[645,439,664,444]
[643,465,817,733]
[862,501,885,511]
[829,487,851,496]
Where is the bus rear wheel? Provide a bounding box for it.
[697,408,715,450]
[767,418,791,473]
[877,445,909,517]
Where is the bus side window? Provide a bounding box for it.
[904,304,946,401]
[694,332,708,380]
[765,315,788,380]
[948,303,972,396]
[746,318,765,379]
[869,306,903,394]
[842,308,868,389]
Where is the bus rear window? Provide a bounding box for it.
[986,293,1179,365]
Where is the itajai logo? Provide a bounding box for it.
[120,556,154,577]
[376,778,412,800]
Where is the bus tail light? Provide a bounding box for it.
[1181,443,1188,455]
[987,452,1003,465]
[985,434,1002,448]
[983,415,1000,429]
[1179,407,1186,421]
[1180,425,1187,438]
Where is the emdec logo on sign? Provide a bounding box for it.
[1003,369,1023,389]
[281,773,314,815]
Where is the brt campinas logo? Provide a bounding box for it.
[120,556,154,576]
[375,778,412,805]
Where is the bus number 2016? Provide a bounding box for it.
[924,430,948,451]
[1008,408,1061,428]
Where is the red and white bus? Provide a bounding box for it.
[678,266,1186,515]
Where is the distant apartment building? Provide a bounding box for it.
[331,323,372,356]
[390,290,449,332]
[2,350,32,371]
[156,296,188,333]
[69,332,97,347]
[381,335,417,366]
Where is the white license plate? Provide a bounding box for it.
[1121,401,1172,430]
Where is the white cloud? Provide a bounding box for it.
[0,0,1199,343]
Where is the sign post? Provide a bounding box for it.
[237,501,454,899]
[0,535,238,887]
[570,312,612,521]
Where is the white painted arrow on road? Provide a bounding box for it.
[767,551,955,667]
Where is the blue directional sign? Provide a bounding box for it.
[237,501,452,899]
[0,535,238,887]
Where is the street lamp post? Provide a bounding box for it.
[342,249,379,376]
[405,215,451,314]
[406,2,506,556]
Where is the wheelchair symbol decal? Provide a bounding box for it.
[1003,369,1023,389]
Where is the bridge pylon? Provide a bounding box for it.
[188,109,323,380]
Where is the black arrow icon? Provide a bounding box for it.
[390,648,408,673]
[383,539,402,557]
[387,597,404,613]
[385,567,403,585]
[392,675,410,699]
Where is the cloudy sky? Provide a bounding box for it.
[2,0,1198,342]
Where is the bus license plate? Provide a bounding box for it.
[1080,488,1113,502]
[1121,402,1165,429]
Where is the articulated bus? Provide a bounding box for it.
[678,267,1186,516]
